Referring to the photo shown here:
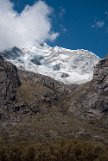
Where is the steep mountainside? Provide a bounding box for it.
[0,55,21,106]
[62,56,108,118]
[0,55,74,120]
[0,43,99,84]
[0,54,107,143]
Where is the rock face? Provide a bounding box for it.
[93,56,108,93]
[0,47,23,60]
[69,56,108,118]
[0,55,21,106]
[93,56,108,112]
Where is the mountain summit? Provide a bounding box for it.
[0,43,100,84]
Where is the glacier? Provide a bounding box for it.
[0,43,100,84]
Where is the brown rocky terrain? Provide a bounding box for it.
[0,55,108,144]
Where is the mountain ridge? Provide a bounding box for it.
[0,43,100,84]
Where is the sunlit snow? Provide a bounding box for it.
[2,43,100,84]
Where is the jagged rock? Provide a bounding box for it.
[0,56,21,106]
[53,64,60,71]
[30,55,44,65]
[61,73,69,78]
[0,47,23,60]
[69,56,108,118]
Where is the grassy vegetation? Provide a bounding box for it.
[0,71,108,160]
[0,139,108,161]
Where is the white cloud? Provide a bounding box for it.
[91,20,105,28]
[49,32,60,41]
[0,0,59,51]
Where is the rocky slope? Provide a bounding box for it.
[0,54,107,143]
[0,54,107,119]
[0,43,100,84]
[0,55,74,120]
[63,55,108,118]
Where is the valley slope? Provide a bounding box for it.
[0,54,108,143]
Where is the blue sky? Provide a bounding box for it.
[10,0,108,57]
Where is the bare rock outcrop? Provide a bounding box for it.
[0,55,21,106]
[69,56,108,118]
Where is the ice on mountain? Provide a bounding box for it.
[0,43,100,84]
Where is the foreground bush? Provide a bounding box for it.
[0,139,108,161]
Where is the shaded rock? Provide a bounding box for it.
[0,55,21,105]
[0,47,22,60]
[30,55,44,65]
[53,64,60,71]
[61,73,69,78]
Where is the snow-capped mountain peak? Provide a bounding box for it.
[0,43,100,84]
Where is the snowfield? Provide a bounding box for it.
[1,43,100,84]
